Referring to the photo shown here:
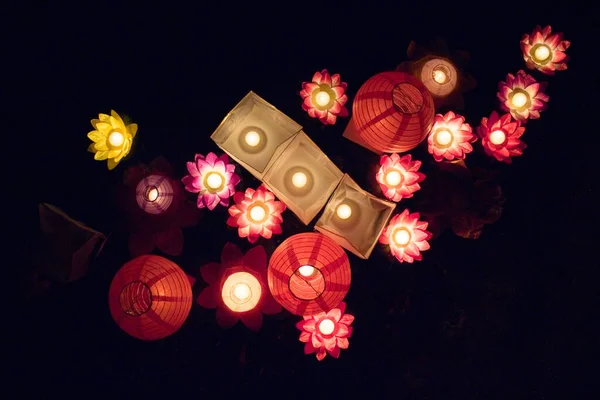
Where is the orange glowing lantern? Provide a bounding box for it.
[268,232,351,316]
[352,71,435,154]
[197,243,281,331]
[108,255,193,340]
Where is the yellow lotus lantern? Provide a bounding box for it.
[87,110,137,170]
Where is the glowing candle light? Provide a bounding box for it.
[245,130,261,147]
[534,45,550,61]
[291,171,308,188]
[206,172,223,189]
[298,265,315,277]
[108,131,124,147]
[432,67,448,84]
[393,228,411,246]
[384,170,403,187]
[435,129,453,146]
[249,204,266,222]
[489,130,506,145]
[318,318,335,335]
[315,91,331,107]
[146,186,159,202]
[511,92,528,108]
[336,203,352,220]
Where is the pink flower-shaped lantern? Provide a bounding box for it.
[182,152,240,210]
[521,25,570,75]
[300,69,348,125]
[477,111,527,164]
[379,209,432,263]
[376,154,425,202]
[427,111,476,162]
[497,70,549,121]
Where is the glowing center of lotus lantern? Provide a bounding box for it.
[489,130,506,145]
[393,228,411,246]
[435,129,453,147]
[511,92,528,108]
[432,66,450,84]
[318,319,335,335]
[108,131,124,147]
[244,130,261,147]
[385,170,403,186]
[534,45,551,62]
[315,91,331,107]
[206,172,223,189]
[248,204,267,222]
[222,271,261,312]
[336,203,352,220]
[291,172,308,188]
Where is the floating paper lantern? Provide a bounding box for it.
[108,255,193,340]
[117,157,201,257]
[497,70,549,121]
[427,111,476,162]
[521,25,570,75]
[315,174,395,259]
[300,69,349,125]
[226,185,286,243]
[182,152,240,210]
[197,243,281,331]
[477,111,527,164]
[419,57,458,98]
[379,209,432,263]
[211,92,302,180]
[87,110,137,170]
[376,153,425,202]
[268,233,351,316]
[262,131,343,225]
[296,301,354,361]
[353,71,435,154]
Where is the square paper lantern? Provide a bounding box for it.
[262,131,343,225]
[211,91,302,180]
[315,174,395,259]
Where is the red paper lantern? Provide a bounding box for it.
[108,255,193,340]
[268,232,351,316]
[353,71,435,154]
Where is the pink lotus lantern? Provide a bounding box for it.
[226,185,286,243]
[497,70,549,121]
[116,157,200,257]
[521,25,570,75]
[379,209,432,263]
[477,111,527,164]
[296,302,354,361]
[182,152,240,210]
[427,111,476,162]
[300,69,349,125]
[376,154,425,202]
[197,243,282,331]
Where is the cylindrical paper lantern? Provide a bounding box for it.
[109,255,193,340]
[353,71,435,153]
[268,232,351,316]
[135,174,174,215]
[419,58,458,98]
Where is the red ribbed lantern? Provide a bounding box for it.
[109,255,193,340]
[268,232,351,316]
[353,71,435,153]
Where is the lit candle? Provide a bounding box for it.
[291,171,308,188]
[435,129,453,147]
[489,130,506,145]
[385,170,403,186]
[336,203,352,220]
[249,204,266,222]
[315,91,331,107]
[534,45,550,61]
[146,186,159,202]
[244,130,261,147]
[393,228,411,246]
[432,68,448,84]
[108,131,124,147]
[206,172,223,189]
[318,319,335,335]
[298,265,315,277]
[232,283,251,302]
[511,92,528,108]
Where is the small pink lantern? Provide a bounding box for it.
[135,174,174,215]
[300,69,349,125]
[521,25,570,75]
[379,209,432,263]
[497,70,549,121]
[376,153,425,202]
[427,111,476,162]
[477,111,527,164]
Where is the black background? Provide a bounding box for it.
[8,3,598,398]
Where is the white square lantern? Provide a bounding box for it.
[263,131,343,225]
[211,91,302,180]
[315,174,395,259]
